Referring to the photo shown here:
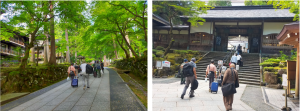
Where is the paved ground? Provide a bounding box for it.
[153,78,255,111]
[6,68,145,111]
[107,68,146,111]
[263,87,299,111]
[241,85,279,111]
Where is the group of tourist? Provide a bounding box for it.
[67,60,104,90]
[179,53,240,111]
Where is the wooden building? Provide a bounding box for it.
[153,5,295,54]
[277,22,299,98]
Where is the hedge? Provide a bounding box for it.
[1,64,69,94]
[259,62,278,67]
[112,56,147,80]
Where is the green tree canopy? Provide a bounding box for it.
[208,0,232,6]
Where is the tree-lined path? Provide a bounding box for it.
[2,68,146,111]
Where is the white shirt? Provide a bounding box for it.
[231,55,237,63]
[237,55,242,60]
[80,63,87,73]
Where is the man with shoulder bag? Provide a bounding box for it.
[221,64,239,111]
[180,58,197,99]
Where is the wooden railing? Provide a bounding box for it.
[1,48,24,56]
[9,38,25,46]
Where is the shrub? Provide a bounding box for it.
[290,50,297,60]
[259,62,278,67]
[278,51,289,61]
[152,54,155,58]
[156,51,164,57]
[113,56,147,80]
[264,58,280,63]
[152,49,159,54]
[155,46,165,50]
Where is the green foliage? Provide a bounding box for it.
[245,0,269,6]
[153,1,213,27]
[208,0,232,6]
[290,50,297,60]
[152,54,155,58]
[278,51,289,61]
[1,65,68,94]
[113,56,147,80]
[264,58,280,63]
[156,51,164,57]
[259,62,278,67]
[155,46,165,50]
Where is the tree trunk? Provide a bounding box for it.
[36,47,39,66]
[65,28,70,63]
[121,33,139,59]
[113,37,118,60]
[49,1,56,64]
[163,18,175,57]
[44,34,48,64]
[104,55,106,67]
[19,33,36,69]
[30,34,35,63]
[125,35,133,57]
[116,37,129,59]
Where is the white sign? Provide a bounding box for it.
[162,61,171,67]
[156,61,162,68]
[282,74,287,87]
[218,60,223,65]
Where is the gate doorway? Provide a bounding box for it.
[228,36,248,53]
[214,27,261,53]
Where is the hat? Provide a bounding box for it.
[191,58,196,62]
[184,59,188,62]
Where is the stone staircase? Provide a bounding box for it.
[237,53,261,85]
[196,52,228,80]
[196,52,261,86]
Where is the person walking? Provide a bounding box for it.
[180,59,188,85]
[219,63,227,84]
[67,63,77,86]
[237,54,242,65]
[237,44,242,55]
[100,61,104,74]
[180,58,197,99]
[96,61,101,77]
[222,64,239,111]
[205,60,217,92]
[230,53,237,65]
[79,62,92,90]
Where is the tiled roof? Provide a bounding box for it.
[181,9,294,18]
[153,14,170,26]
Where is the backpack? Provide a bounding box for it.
[69,66,75,75]
[86,64,93,74]
[96,63,101,69]
[183,62,194,77]
[221,66,227,74]
[75,65,82,73]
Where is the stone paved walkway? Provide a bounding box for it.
[241,85,279,111]
[263,87,299,111]
[6,68,145,111]
[153,79,255,111]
